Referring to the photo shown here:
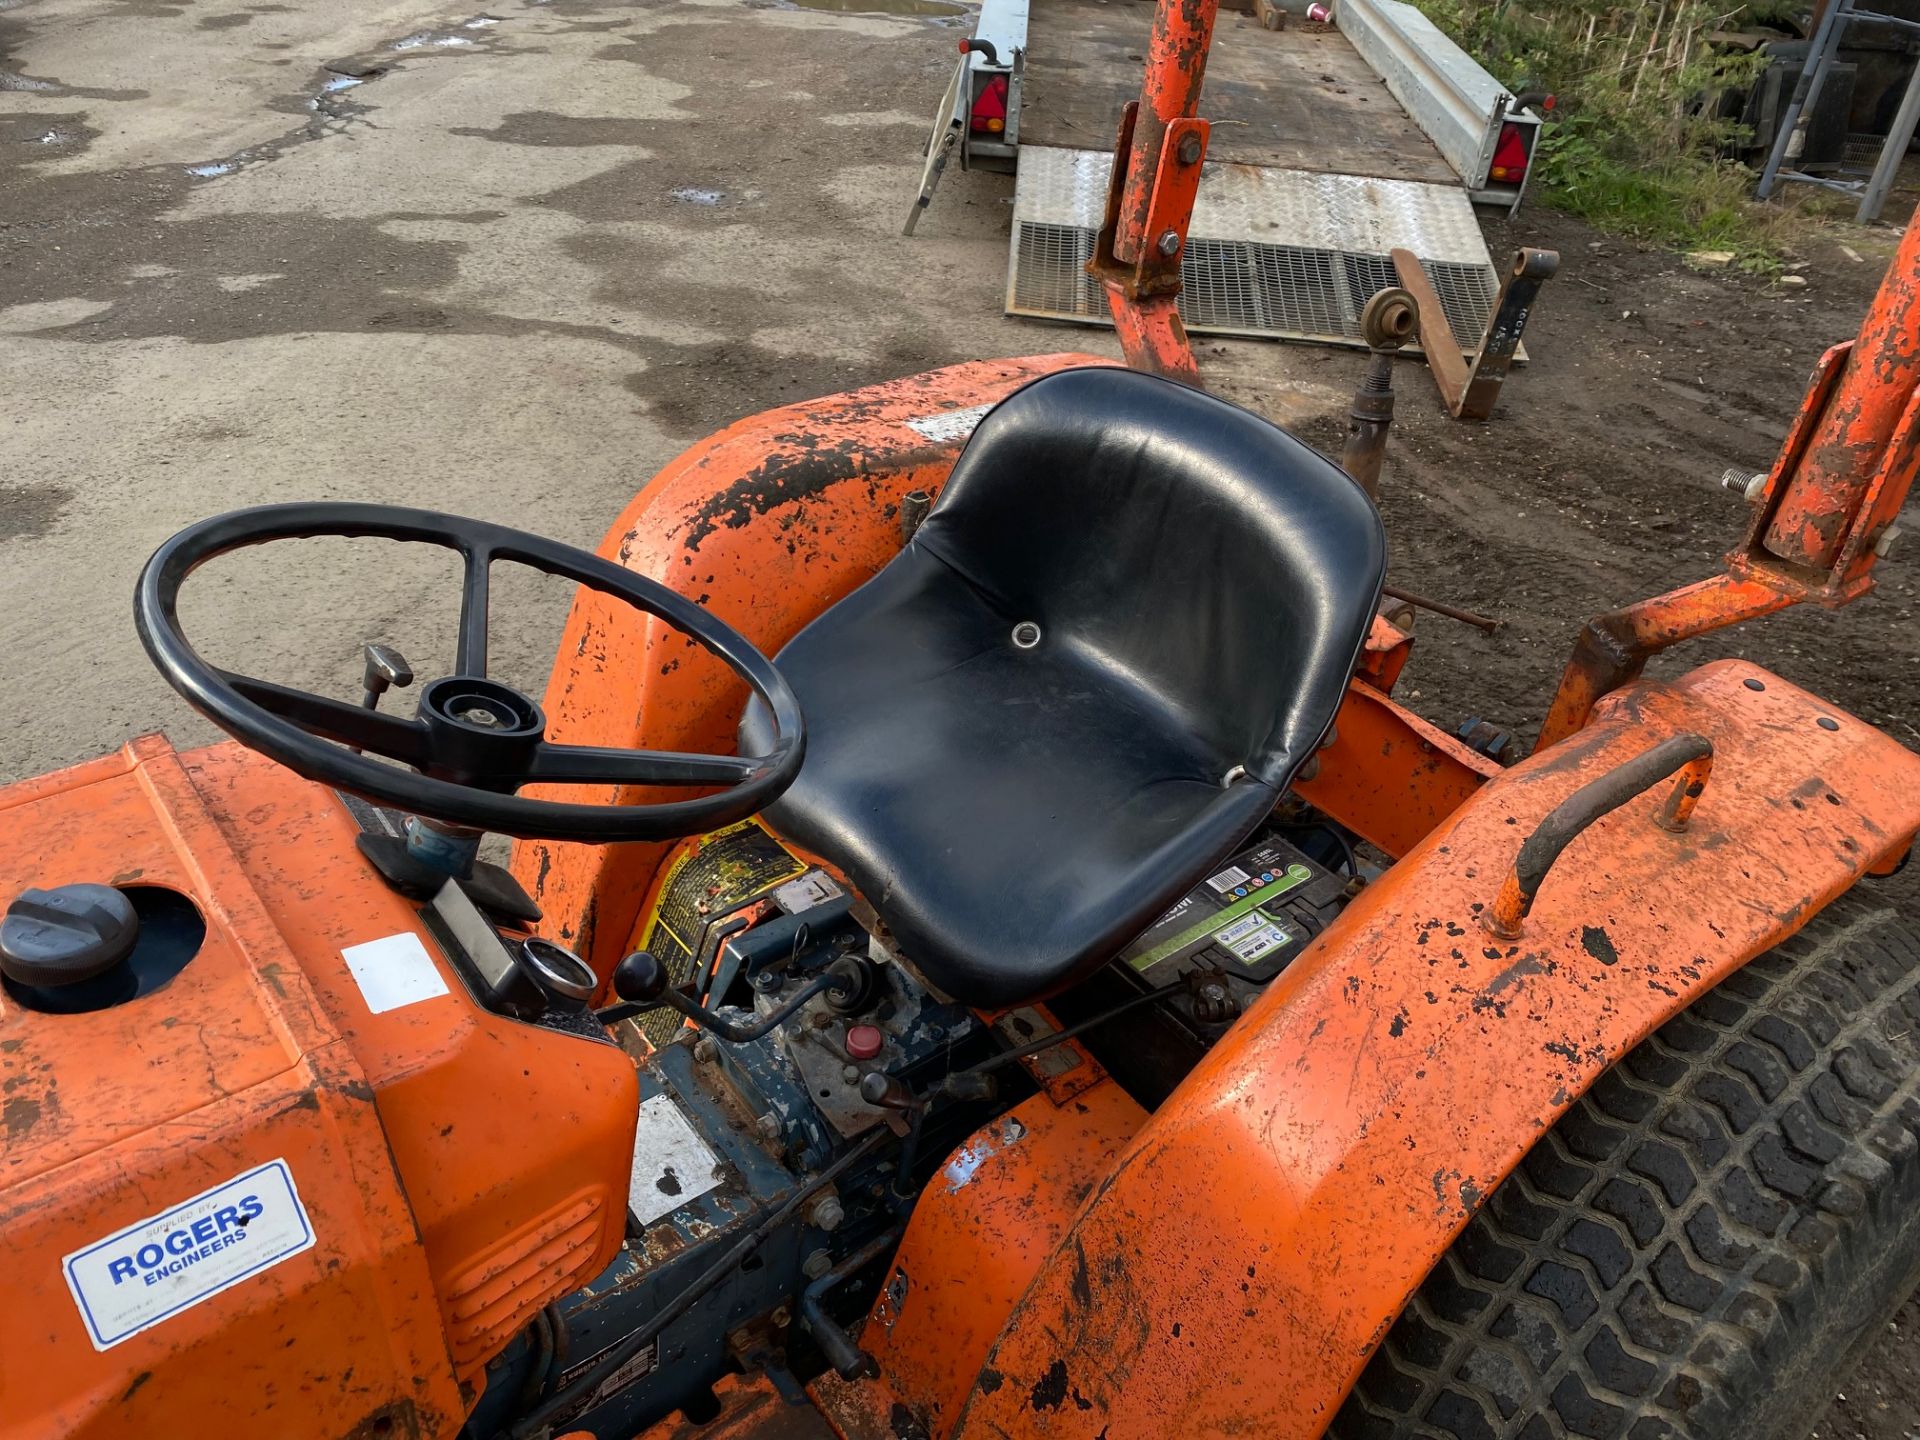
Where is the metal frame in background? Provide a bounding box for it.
[1757,0,1920,223]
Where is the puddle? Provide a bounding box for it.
[462,15,499,27]
[185,161,236,178]
[320,74,365,93]
[0,71,58,92]
[670,186,726,205]
[391,31,475,50]
[779,0,970,15]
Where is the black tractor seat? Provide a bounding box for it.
[740,367,1386,1008]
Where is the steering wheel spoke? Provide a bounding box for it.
[528,743,766,788]
[456,544,492,678]
[223,672,433,766]
[138,503,806,842]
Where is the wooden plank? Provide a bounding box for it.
[1019,0,1457,185]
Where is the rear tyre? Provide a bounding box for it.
[1331,887,1920,1440]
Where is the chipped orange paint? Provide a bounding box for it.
[950,661,1920,1438]
[0,735,634,1436]
[1543,205,1920,746]
[513,355,1118,980]
[814,1082,1146,1440]
[1761,210,1920,569]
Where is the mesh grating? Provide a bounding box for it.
[1011,222,1498,349]
[1007,148,1510,353]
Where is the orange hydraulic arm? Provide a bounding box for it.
[1538,210,1920,747]
[1086,0,1218,381]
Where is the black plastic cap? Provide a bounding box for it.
[612,949,667,1004]
[1,885,140,988]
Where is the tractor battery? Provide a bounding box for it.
[1053,831,1349,1108]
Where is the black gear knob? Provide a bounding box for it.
[613,949,669,1005]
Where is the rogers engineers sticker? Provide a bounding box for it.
[63,1159,315,1350]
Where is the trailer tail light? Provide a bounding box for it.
[1489,120,1531,185]
[971,74,1008,134]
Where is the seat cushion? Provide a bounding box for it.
[740,367,1385,1007]
[740,546,1282,1007]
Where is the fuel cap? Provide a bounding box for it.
[1,884,140,989]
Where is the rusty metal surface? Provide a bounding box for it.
[1543,207,1920,745]
[813,1083,1146,1440]
[948,660,1920,1438]
[511,355,1116,978]
[1485,734,1714,939]
[1396,245,1556,420]
[1115,0,1219,261]
[1535,572,1797,750]
[1762,208,1920,569]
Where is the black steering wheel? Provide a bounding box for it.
[134,503,805,843]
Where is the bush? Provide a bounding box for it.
[1413,0,1797,259]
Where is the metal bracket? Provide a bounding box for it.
[1087,106,1210,299]
[1392,245,1557,420]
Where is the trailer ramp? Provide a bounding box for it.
[1009,146,1503,350]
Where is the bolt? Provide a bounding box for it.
[1719,466,1766,502]
[1296,754,1321,783]
[694,1036,718,1065]
[1876,524,1903,559]
[1156,229,1181,257]
[1177,132,1203,165]
[803,1248,833,1280]
[841,1064,859,1083]
[755,1112,781,1140]
[809,1194,846,1232]
[770,1305,791,1329]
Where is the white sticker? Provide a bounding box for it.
[341,931,450,1015]
[1206,865,1251,894]
[1212,913,1272,946]
[904,402,993,444]
[629,1096,724,1226]
[1224,920,1293,964]
[774,870,844,915]
[64,1159,316,1350]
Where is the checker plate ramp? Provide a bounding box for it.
[1007,145,1505,352]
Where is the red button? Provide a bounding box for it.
[845,1024,884,1061]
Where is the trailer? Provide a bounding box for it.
[913,0,1546,354]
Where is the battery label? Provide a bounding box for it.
[1219,917,1293,965]
[1128,861,1312,973]
[1206,865,1251,894]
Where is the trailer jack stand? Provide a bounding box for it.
[1393,246,1558,421]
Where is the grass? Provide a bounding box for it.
[1410,1,1797,268]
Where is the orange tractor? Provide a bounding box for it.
[3,3,1919,1437]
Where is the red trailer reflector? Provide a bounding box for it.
[1488,120,1531,184]
[971,74,1008,134]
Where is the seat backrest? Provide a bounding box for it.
[912,367,1386,787]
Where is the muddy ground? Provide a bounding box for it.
[2,0,1918,1433]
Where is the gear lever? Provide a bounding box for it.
[611,949,870,1042]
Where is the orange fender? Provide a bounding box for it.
[953,661,1920,1437]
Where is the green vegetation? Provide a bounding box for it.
[1413,1,1798,262]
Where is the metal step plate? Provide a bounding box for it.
[1007,145,1506,352]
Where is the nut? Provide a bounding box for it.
[803,1248,833,1280]
[809,1194,846,1232]
[1155,229,1181,257]
[694,1035,718,1065]
[755,1112,781,1140]
[1177,132,1203,165]
[1876,524,1903,560]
